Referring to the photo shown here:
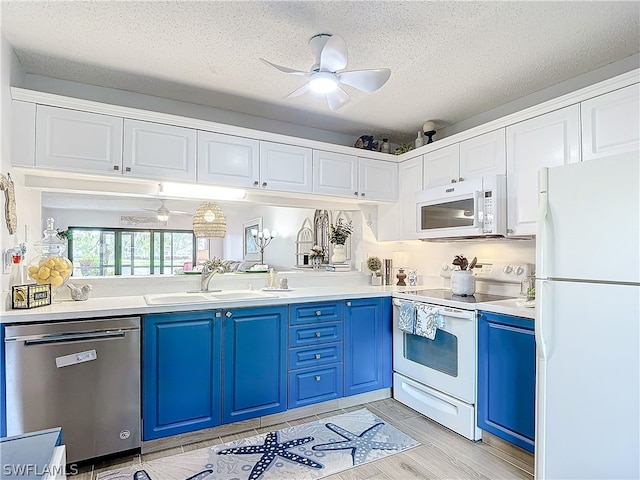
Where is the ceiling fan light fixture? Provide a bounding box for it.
[308,72,338,94]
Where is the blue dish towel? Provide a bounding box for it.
[398,302,416,334]
[415,304,444,340]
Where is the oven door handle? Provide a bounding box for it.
[438,308,475,320]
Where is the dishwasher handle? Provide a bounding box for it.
[8,329,136,346]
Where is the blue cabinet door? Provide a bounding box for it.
[223,306,287,424]
[344,297,392,396]
[478,311,535,453]
[1,326,5,437]
[143,311,221,440]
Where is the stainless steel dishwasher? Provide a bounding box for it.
[5,317,141,463]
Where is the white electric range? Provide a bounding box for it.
[391,262,532,441]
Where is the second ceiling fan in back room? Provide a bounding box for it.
[261,34,391,111]
[142,200,189,222]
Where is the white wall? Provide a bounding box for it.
[1,33,41,296]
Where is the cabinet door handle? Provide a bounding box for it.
[262,182,267,187]
[253,180,259,186]
[113,165,120,171]
[354,191,358,196]
[315,376,321,381]
[125,167,131,172]
[225,311,232,317]
[215,312,221,318]
[346,301,351,307]
[315,332,321,337]
[458,177,463,182]
[361,192,365,197]
[315,310,322,316]
[451,178,457,183]
[315,353,321,359]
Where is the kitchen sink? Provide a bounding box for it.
[143,290,278,305]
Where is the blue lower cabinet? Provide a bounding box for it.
[223,306,287,424]
[478,311,536,453]
[344,297,392,396]
[143,311,222,441]
[288,365,343,408]
[1,326,5,437]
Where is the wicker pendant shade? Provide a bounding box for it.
[192,202,226,238]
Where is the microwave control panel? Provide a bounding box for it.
[482,190,494,233]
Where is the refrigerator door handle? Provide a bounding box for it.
[536,167,549,279]
[535,279,550,360]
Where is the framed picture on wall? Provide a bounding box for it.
[243,217,262,261]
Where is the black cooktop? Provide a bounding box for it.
[402,288,513,304]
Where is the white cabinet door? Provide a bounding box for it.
[123,119,196,181]
[423,144,460,188]
[312,150,358,198]
[12,100,36,167]
[358,157,398,202]
[506,104,580,236]
[398,156,423,239]
[197,131,259,188]
[581,84,640,161]
[35,105,123,175]
[259,142,312,193]
[459,128,506,180]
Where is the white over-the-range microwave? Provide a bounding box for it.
[416,175,507,240]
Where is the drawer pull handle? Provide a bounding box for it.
[315,353,321,359]
[113,165,119,171]
[315,311,321,316]
[315,376,321,381]
[315,332,321,337]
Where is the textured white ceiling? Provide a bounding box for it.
[2,1,639,144]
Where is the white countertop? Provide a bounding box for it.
[1,285,535,324]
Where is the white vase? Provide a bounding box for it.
[371,272,382,286]
[331,244,346,264]
[451,269,476,296]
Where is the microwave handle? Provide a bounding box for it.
[475,190,484,229]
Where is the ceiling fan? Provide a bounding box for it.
[143,200,189,222]
[260,34,391,111]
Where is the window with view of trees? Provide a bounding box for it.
[67,228,196,276]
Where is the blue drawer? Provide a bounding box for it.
[288,342,343,370]
[289,321,343,347]
[289,302,343,325]
[288,365,343,409]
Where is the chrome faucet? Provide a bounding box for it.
[200,265,225,292]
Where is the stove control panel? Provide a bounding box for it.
[440,261,532,283]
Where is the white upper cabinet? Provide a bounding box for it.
[423,129,506,189]
[259,142,313,193]
[581,84,640,161]
[123,119,196,181]
[423,144,460,188]
[312,150,358,197]
[397,155,423,239]
[12,100,36,167]
[506,104,581,236]
[459,128,506,179]
[35,105,123,175]
[358,157,398,202]
[197,131,259,188]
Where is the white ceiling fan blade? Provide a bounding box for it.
[326,86,351,111]
[319,35,348,72]
[337,69,391,92]
[286,83,310,98]
[260,58,310,76]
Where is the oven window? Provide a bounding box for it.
[420,198,475,230]
[404,330,458,377]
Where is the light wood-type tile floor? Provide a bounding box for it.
[72,399,533,480]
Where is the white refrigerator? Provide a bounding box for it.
[535,152,640,479]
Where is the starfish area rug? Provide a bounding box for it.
[97,408,419,480]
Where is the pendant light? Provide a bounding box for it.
[192,202,226,238]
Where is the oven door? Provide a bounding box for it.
[392,299,476,404]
